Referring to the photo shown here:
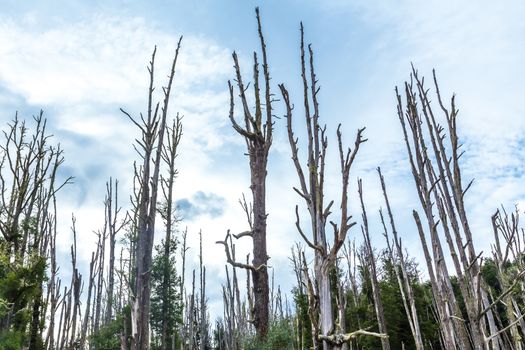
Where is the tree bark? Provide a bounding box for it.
[221,7,272,339]
[280,24,366,349]
[359,180,391,350]
[124,38,182,350]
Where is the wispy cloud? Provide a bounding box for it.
[0,14,235,262]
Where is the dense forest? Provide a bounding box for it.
[0,8,524,350]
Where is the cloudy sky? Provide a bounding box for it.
[1,0,524,317]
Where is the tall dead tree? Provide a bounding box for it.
[121,37,182,350]
[67,216,82,348]
[93,227,106,335]
[279,24,366,349]
[290,244,311,350]
[397,71,471,349]
[218,7,273,339]
[491,208,525,349]
[105,178,125,324]
[0,112,71,349]
[396,67,520,349]
[45,205,60,350]
[80,245,99,349]
[218,232,248,350]
[378,167,424,350]
[159,115,182,350]
[198,230,209,350]
[358,179,391,350]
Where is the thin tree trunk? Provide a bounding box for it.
[378,168,424,350]
[359,180,391,350]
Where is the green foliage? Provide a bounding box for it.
[90,308,129,350]
[339,250,442,350]
[150,237,183,349]
[292,287,313,348]
[244,320,294,350]
[0,330,26,350]
[0,241,47,349]
[0,241,47,335]
[212,320,227,350]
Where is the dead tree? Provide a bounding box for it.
[77,179,126,349]
[182,230,209,350]
[57,285,70,350]
[342,240,361,332]
[396,67,520,349]
[0,113,66,256]
[334,265,347,350]
[159,114,182,350]
[0,113,71,350]
[221,269,234,350]
[358,179,391,350]
[220,7,273,339]
[105,178,125,324]
[378,168,424,350]
[68,216,82,348]
[178,226,189,348]
[290,244,308,350]
[80,246,99,349]
[45,207,60,350]
[217,233,244,350]
[198,230,209,350]
[279,23,366,349]
[398,72,471,349]
[180,227,188,304]
[491,208,525,349]
[121,37,182,350]
[0,113,71,338]
[93,227,106,335]
[301,251,320,350]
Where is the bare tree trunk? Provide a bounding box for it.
[188,270,196,350]
[219,7,273,339]
[68,216,82,348]
[105,179,124,324]
[396,73,478,349]
[335,258,348,350]
[0,112,71,347]
[45,211,59,350]
[94,228,106,335]
[412,211,458,349]
[280,23,366,349]
[492,209,525,349]
[159,116,182,350]
[301,252,320,350]
[378,168,424,350]
[122,38,182,350]
[179,227,188,350]
[359,180,391,350]
[59,286,71,350]
[80,248,98,349]
[199,230,208,350]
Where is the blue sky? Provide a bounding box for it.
[1,0,524,318]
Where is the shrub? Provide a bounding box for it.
[244,320,294,350]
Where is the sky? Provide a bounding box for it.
[1,0,524,319]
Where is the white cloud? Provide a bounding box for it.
[0,14,237,277]
[311,0,525,262]
[0,12,304,322]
